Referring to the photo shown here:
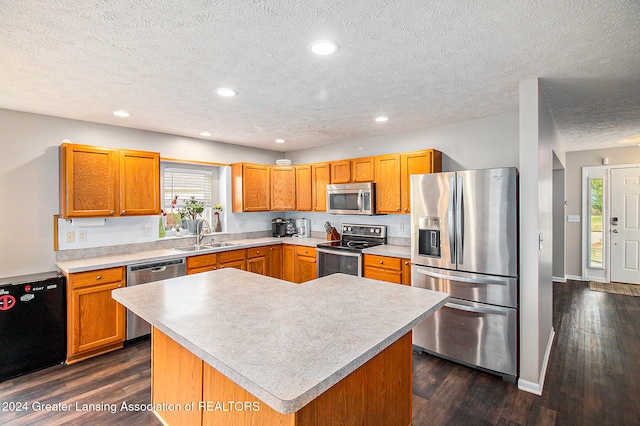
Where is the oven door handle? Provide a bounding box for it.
[317,248,362,257]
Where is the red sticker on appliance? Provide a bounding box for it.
[0,294,16,311]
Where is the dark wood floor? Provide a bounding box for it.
[1,280,639,425]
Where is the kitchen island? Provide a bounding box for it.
[112,268,447,425]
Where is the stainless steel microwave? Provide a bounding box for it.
[326,182,376,215]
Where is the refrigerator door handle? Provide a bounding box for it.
[414,268,508,286]
[444,302,507,316]
[456,176,464,264]
[448,177,456,264]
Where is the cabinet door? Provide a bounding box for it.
[283,245,296,282]
[402,259,411,286]
[351,157,375,182]
[312,163,331,212]
[219,259,246,271]
[271,166,296,211]
[296,256,317,283]
[247,256,268,275]
[295,165,312,211]
[400,150,442,213]
[268,245,283,279]
[331,160,352,183]
[119,150,161,216]
[364,267,403,284]
[70,281,125,355]
[375,154,401,214]
[60,144,117,218]
[232,163,271,212]
[187,253,218,275]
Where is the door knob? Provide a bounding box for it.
[612,229,619,233]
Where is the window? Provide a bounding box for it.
[589,177,604,269]
[162,164,220,230]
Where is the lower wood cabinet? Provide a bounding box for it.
[295,246,317,284]
[283,244,296,282]
[363,255,411,285]
[268,245,283,279]
[187,250,246,275]
[66,266,126,364]
[246,246,268,275]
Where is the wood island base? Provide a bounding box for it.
[151,327,412,426]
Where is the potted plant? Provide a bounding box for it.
[181,197,205,234]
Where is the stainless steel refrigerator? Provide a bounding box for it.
[410,167,518,381]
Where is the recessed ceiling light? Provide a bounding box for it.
[200,131,212,137]
[275,139,285,144]
[113,110,130,117]
[308,40,339,55]
[375,116,389,122]
[214,88,237,97]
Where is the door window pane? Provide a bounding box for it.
[589,177,604,269]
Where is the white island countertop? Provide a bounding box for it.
[112,269,448,414]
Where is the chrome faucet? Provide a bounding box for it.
[196,218,211,246]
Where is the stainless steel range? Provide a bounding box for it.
[317,224,387,277]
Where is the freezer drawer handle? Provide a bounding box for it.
[415,268,508,286]
[444,302,507,316]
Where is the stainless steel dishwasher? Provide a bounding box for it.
[126,258,186,340]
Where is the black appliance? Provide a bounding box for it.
[0,272,66,382]
[272,217,287,237]
[316,224,387,277]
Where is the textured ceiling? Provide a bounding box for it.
[0,0,638,152]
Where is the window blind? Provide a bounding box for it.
[163,168,213,208]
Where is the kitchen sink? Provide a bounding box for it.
[173,242,237,252]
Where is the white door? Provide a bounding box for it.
[610,168,640,284]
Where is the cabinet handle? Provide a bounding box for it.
[121,210,126,214]
[244,208,248,211]
[96,275,102,280]
[117,284,122,288]
[304,250,308,253]
[221,265,225,268]
[109,210,114,215]
[396,208,400,211]
[405,261,409,265]
[379,261,384,264]
[213,266,217,270]
[270,247,273,251]
[404,208,409,212]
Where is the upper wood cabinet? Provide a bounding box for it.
[270,166,296,211]
[375,154,402,214]
[295,165,312,211]
[375,149,442,214]
[59,143,160,219]
[400,149,442,213]
[119,149,161,216]
[311,162,331,212]
[231,163,271,212]
[330,157,375,183]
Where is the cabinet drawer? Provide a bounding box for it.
[364,254,401,271]
[187,253,218,270]
[296,246,316,257]
[219,249,245,263]
[246,246,268,259]
[70,267,124,289]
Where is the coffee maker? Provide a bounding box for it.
[293,218,311,238]
[272,217,287,237]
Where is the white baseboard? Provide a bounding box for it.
[565,274,583,281]
[552,276,566,283]
[518,328,555,396]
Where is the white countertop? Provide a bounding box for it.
[56,237,327,273]
[56,236,410,273]
[112,269,447,414]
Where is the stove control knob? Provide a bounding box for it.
[370,229,375,233]
[346,227,352,232]
[375,229,381,234]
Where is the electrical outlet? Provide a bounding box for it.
[65,231,75,243]
[399,222,404,232]
[78,230,87,242]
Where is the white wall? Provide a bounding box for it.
[564,146,640,278]
[518,79,565,395]
[0,108,283,278]
[286,112,519,171]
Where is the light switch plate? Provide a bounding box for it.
[567,215,580,223]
